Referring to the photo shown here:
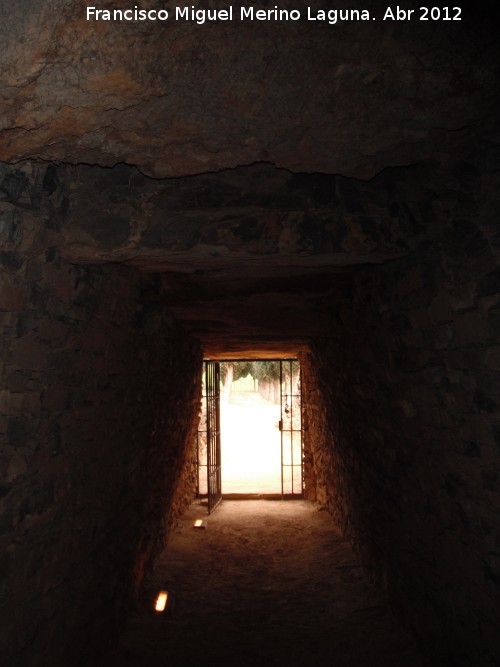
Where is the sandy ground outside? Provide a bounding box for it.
[220,391,282,494]
[90,500,423,667]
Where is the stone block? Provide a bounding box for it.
[22,392,41,413]
[11,334,48,371]
[450,282,476,312]
[0,276,27,311]
[40,262,74,301]
[42,386,70,412]
[433,322,454,350]
[478,270,500,298]
[487,302,500,339]
[428,291,453,322]
[37,317,69,342]
[484,346,500,369]
[0,446,28,483]
[6,416,26,445]
[4,371,28,395]
[453,311,485,346]
[0,311,17,328]
[0,390,23,415]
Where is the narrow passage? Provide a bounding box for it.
[92,501,422,667]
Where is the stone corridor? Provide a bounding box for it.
[1,3,499,666]
[89,500,422,667]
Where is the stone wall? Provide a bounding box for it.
[2,153,499,666]
[302,162,500,665]
[0,163,202,666]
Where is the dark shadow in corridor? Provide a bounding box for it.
[89,501,422,667]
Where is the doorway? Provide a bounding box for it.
[197,359,304,511]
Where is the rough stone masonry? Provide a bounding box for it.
[0,2,499,666]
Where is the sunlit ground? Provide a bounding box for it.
[220,390,281,494]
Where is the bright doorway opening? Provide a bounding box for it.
[197,359,303,507]
[221,362,281,494]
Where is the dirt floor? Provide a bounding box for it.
[90,500,423,667]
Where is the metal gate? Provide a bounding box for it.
[198,360,222,513]
[197,358,303,504]
[279,359,303,497]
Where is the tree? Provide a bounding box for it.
[220,361,253,402]
[252,361,281,403]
